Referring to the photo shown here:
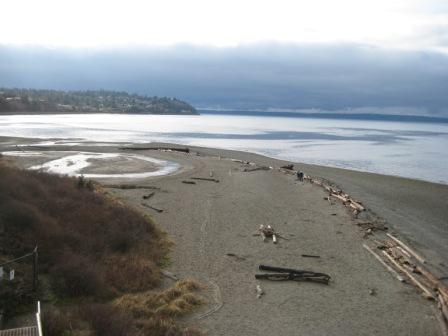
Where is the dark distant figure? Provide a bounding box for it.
[297,171,304,182]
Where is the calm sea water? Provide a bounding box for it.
[0,113,447,184]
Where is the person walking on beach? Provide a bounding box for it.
[297,171,304,182]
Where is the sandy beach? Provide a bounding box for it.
[1,137,447,336]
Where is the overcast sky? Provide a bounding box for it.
[1,0,447,115]
[1,0,447,52]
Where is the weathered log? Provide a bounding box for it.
[349,200,365,212]
[436,309,448,336]
[243,166,270,172]
[258,265,330,278]
[103,184,160,190]
[302,254,321,258]
[182,180,196,185]
[191,177,220,183]
[161,270,179,281]
[362,244,405,282]
[142,192,155,200]
[416,266,448,299]
[141,203,164,213]
[382,251,434,300]
[386,233,426,264]
[395,246,412,259]
[280,164,294,170]
[439,293,448,324]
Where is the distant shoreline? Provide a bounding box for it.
[200,109,448,124]
[0,111,199,116]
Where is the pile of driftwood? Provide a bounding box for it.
[363,235,448,333]
[258,225,281,243]
[306,177,365,215]
[276,168,365,215]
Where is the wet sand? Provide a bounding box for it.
[1,137,446,335]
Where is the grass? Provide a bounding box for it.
[0,162,203,335]
[114,279,203,318]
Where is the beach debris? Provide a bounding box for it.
[436,309,448,336]
[161,270,179,281]
[191,177,220,183]
[141,203,164,213]
[381,250,434,300]
[102,184,160,190]
[243,165,271,172]
[369,288,377,296]
[323,196,333,205]
[303,176,366,215]
[209,170,214,177]
[255,265,331,285]
[259,225,278,243]
[120,146,190,153]
[142,191,155,200]
[366,234,448,321]
[386,233,426,264]
[439,294,448,327]
[256,284,264,298]
[301,254,321,258]
[363,244,405,282]
[225,253,246,261]
[280,164,294,170]
[357,221,388,232]
[182,180,196,185]
[256,225,289,242]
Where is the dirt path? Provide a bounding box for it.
[107,150,439,336]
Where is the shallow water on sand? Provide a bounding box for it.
[0,113,447,184]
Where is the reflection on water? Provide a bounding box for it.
[0,113,447,184]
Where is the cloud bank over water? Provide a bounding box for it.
[1,43,448,116]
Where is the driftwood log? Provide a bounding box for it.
[280,164,294,170]
[362,244,405,282]
[191,177,220,183]
[386,233,426,264]
[382,251,434,300]
[141,203,164,213]
[102,184,160,190]
[142,192,155,200]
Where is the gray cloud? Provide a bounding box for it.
[1,43,448,116]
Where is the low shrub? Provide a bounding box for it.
[50,252,109,298]
[79,304,135,336]
[0,164,169,301]
[41,308,75,336]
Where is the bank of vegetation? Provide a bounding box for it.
[0,88,198,115]
[0,160,203,335]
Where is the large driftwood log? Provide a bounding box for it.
[436,309,448,336]
[103,184,160,190]
[386,233,426,264]
[439,294,448,324]
[191,177,220,183]
[362,244,405,282]
[382,251,434,300]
